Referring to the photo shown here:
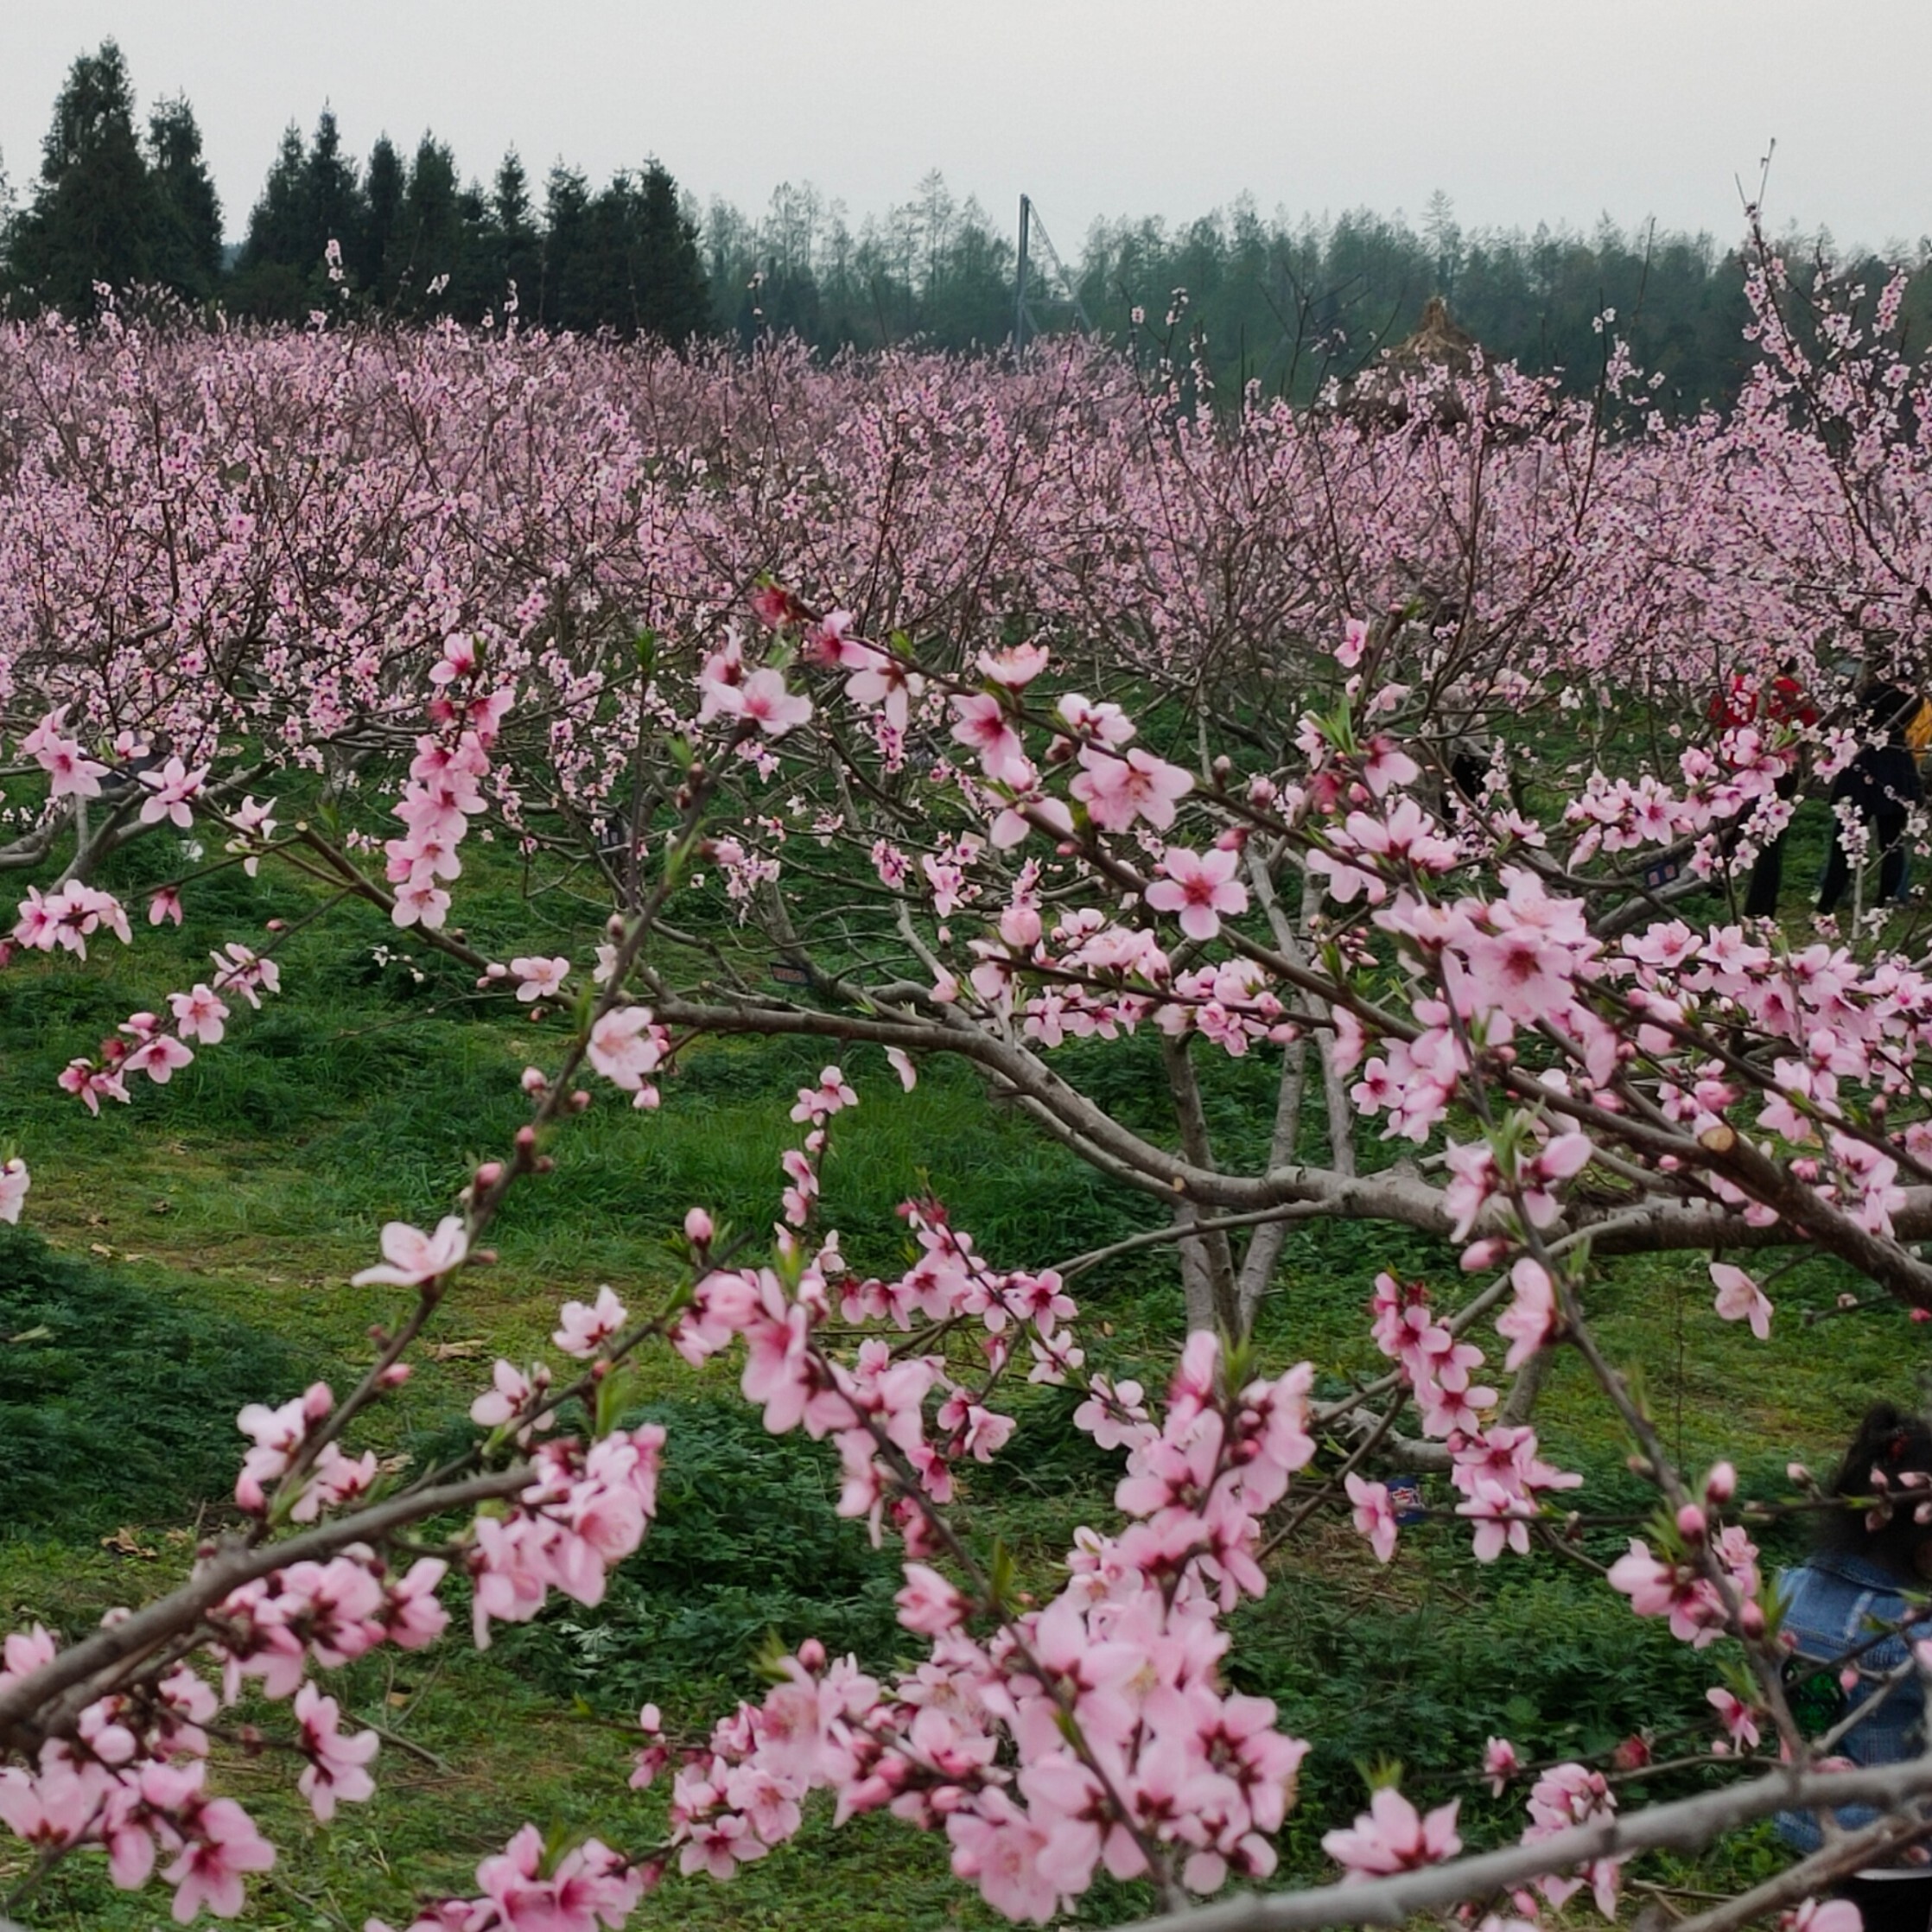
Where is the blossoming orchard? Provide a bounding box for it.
[5,229,1932,1932]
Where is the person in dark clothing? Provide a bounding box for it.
[1777,1403,1932,1932]
[1817,682,1928,916]
[1744,830,1789,919]
[1439,683,1495,807]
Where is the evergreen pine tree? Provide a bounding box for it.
[234,112,369,316]
[493,150,543,318]
[239,126,305,266]
[145,96,224,301]
[358,136,404,302]
[447,178,499,321]
[297,111,361,276]
[393,136,461,311]
[539,164,592,330]
[632,161,710,344]
[232,125,309,316]
[4,41,165,316]
[578,175,639,331]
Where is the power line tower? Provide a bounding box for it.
[1014,194,1092,350]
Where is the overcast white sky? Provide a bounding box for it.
[1,0,1925,252]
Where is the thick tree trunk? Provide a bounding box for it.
[1236,1037,1307,1331]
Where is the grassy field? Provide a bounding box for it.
[0,794,1923,1928]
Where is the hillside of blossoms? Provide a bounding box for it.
[3,232,1932,1932]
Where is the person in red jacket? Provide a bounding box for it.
[1708,666,1821,918]
[1708,669,1819,734]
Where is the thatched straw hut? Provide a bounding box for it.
[1338,296,1487,429]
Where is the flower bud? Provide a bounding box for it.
[1676,1503,1706,1542]
[474,1161,504,1190]
[1739,1600,1766,1638]
[378,1363,412,1388]
[684,1208,715,1243]
[1703,1461,1738,1505]
[798,1638,826,1671]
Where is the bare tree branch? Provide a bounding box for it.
[1113,1757,1932,1932]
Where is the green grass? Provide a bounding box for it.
[0,1226,303,1536]
[0,806,1925,1926]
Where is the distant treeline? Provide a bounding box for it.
[706,181,1772,407]
[7,41,1931,409]
[0,43,710,343]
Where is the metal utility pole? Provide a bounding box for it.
[1014,194,1032,350]
[1014,194,1091,353]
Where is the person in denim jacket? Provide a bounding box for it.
[1776,1404,1932,1932]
